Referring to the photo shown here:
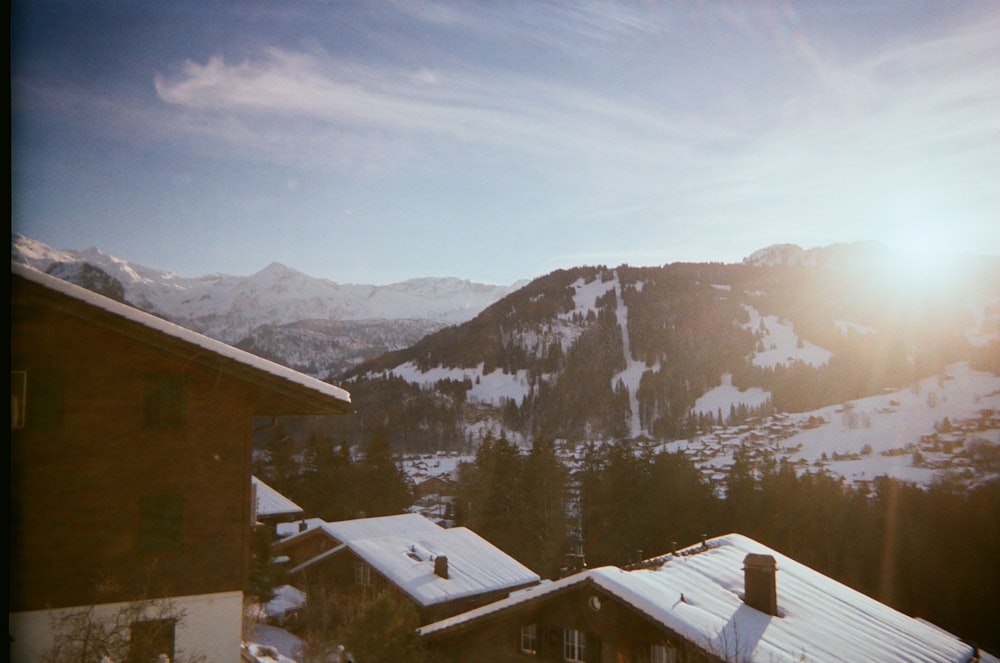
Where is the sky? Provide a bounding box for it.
[11,1,1000,286]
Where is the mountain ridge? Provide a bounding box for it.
[13,233,1000,490]
[11,233,525,375]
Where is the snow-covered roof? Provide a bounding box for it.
[275,517,326,540]
[319,513,443,544]
[13,263,351,407]
[280,514,539,607]
[348,526,540,607]
[253,476,304,519]
[421,533,988,663]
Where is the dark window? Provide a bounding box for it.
[129,618,175,663]
[143,374,186,430]
[11,371,27,430]
[138,494,184,553]
[13,369,64,430]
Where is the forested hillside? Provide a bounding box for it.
[335,248,1000,452]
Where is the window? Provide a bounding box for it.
[520,624,538,654]
[129,618,175,663]
[354,560,374,586]
[651,643,679,663]
[12,369,64,430]
[143,374,186,429]
[11,371,27,430]
[563,628,585,662]
[138,494,184,553]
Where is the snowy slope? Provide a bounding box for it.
[666,362,1000,489]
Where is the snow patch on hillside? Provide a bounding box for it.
[693,374,771,417]
[669,362,1000,488]
[388,361,533,406]
[966,297,1000,347]
[612,275,652,437]
[835,320,877,336]
[564,276,616,320]
[743,305,832,368]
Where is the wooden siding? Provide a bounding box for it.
[424,583,713,663]
[10,274,350,613]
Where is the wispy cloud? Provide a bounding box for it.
[151,45,738,176]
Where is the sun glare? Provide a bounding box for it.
[879,234,965,295]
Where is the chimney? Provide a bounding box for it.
[434,555,449,579]
[743,553,778,616]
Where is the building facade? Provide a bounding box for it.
[10,265,352,662]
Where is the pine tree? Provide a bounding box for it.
[357,426,413,517]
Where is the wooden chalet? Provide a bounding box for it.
[10,264,353,663]
[253,475,306,538]
[274,513,541,625]
[419,533,994,663]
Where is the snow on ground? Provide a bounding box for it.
[612,276,654,438]
[388,361,532,406]
[777,363,1000,483]
[743,305,832,368]
[468,368,532,405]
[672,362,1000,488]
[263,585,307,621]
[693,374,771,416]
[834,319,877,336]
[966,296,1000,347]
[565,275,616,319]
[245,625,303,663]
[401,452,474,481]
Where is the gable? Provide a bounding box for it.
[12,265,352,416]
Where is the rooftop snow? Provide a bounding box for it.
[421,533,984,663]
[319,513,443,543]
[348,526,540,607]
[279,514,539,607]
[253,476,304,518]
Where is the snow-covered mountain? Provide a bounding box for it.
[11,234,525,376]
[742,241,891,268]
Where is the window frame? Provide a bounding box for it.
[651,642,679,663]
[520,623,538,655]
[11,370,27,430]
[563,628,585,662]
[354,560,374,587]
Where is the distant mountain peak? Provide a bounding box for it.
[743,241,889,268]
[10,233,522,376]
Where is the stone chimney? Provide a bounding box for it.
[434,555,449,579]
[743,553,778,616]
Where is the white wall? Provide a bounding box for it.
[9,590,244,663]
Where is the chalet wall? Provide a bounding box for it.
[11,281,254,611]
[277,529,342,568]
[9,590,243,663]
[425,584,707,663]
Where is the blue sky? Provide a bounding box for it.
[12,1,1000,285]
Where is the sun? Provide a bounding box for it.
[878,232,965,294]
